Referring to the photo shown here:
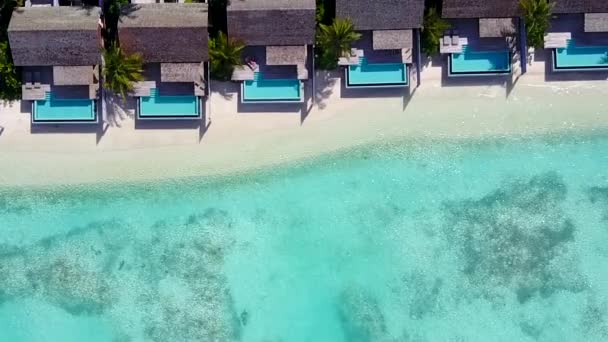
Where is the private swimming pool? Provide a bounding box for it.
[242,73,303,103]
[449,45,511,76]
[554,40,608,71]
[346,58,408,88]
[139,88,200,119]
[33,92,96,123]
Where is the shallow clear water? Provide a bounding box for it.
[140,88,199,117]
[451,46,511,74]
[34,92,95,122]
[2,134,608,341]
[555,41,608,68]
[348,58,407,86]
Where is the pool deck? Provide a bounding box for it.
[21,66,98,101]
[546,14,608,47]
[349,31,410,65]
[132,63,205,98]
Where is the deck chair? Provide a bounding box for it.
[24,72,33,89]
[33,71,41,89]
[443,31,451,46]
[451,30,460,46]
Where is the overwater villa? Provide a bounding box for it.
[118,3,208,120]
[227,0,314,104]
[545,1,608,71]
[336,0,424,88]
[440,0,523,77]
[8,7,101,124]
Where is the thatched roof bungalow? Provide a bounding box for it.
[227,0,315,46]
[8,6,101,67]
[118,3,209,95]
[8,7,101,101]
[336,0,424,31]
[335,0,424,68]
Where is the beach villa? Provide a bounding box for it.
[227,0,314,104]
[545,1,608,71]
[440,0,523,77]
[118,3,208,120]
[7,6,101,124]
[336,0,424,88]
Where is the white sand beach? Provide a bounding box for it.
[1,55,608,186]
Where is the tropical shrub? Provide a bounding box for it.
[209,31,244,81]
[102,44,143,101]
[520,0,554,49]
[0,41,20,101]
[421,7,450,55]
[316,17,361,70]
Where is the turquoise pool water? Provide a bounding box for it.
[555,40,608,69]
[140,89,199,118]
[450,45,511,75]
[243,73,302,102]
[2,134,608,341]
[347,58,408,86]
[33,92,95,122]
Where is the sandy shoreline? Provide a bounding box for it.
[1,57,608,187]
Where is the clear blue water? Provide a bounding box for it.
[33,92,95,122]
[347,58,408,86]
[555,40,608,68]
[140,89,199,118]
[243,73,302,102]
[451,45,511,74]
[2,134,608,341]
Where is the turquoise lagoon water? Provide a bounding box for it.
[33,92,95,122]
[243,73,302,102]
[140,89,199,118]
[450,46,511,75]
[555,41,608,69]
[2,134,608,341]
[347,58,408,86]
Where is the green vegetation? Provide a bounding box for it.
[520,0,554,49]
[209,31,244,81]
[316,0,325,26]
[421,7,450,55]
[0,0,20,101]
[0,41,19,101]
[316,17,361,70]
[102,44,143,101]
[103,0,129,46]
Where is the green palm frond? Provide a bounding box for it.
[209,31,245,81]
[102,43,143,101]
[316,17,362,68]
[421,7,451,55]
[520,0,554,49]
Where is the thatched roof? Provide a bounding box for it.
[227,0,315,46]
[53,66,94,85]
[160,63,203,82]
[554,1,608,14]
[372,30,413,50]
[7,7,101,66]
[479,18,517,37]
[442,0,519,18]
[336,0,424,30]
[118,4,209,63]
[584,13,608,32]
[266,45,307,65]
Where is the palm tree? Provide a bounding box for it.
[102,43,143,101]
[316,17,361,69]
[520,0,554,49]
[421,7,451,55]
[209,31,245,81]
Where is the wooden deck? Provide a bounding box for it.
[544,32,571,48]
